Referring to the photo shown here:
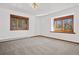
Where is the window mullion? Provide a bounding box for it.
[17,18,18,30]
[62,19,64,32]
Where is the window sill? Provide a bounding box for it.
[10,29,29,31]
[50,31,76,34]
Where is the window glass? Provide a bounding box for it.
[52,15,74,33]
[10,14,29,30]
[56,20,62,31]
[64,18,73,31]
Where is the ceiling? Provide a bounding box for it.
[0,3,79,16]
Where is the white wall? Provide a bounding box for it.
[0,7,37,42]
[38,5,79,43]
[35,17,41,35]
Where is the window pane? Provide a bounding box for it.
[18,19,28,30]
[21,19,28,30]
[18,19,22,30]
[22,19,26,29]
[11,18,17,30]
[56,20,62,30]
[64,18,73,31]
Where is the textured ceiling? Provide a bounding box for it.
[0,3,78,16]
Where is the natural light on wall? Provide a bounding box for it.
[51,18,54,31]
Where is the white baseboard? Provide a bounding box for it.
[0,35,40,42]
[0,35,79,44]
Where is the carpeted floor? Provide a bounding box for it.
[0,36,79,55]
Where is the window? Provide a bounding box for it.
[52,15,74,33]
[10,14,29,30]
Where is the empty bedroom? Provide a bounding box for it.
[0,3,79,55]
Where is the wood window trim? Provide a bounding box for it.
[10,14,29,31]
[51,15,75,34]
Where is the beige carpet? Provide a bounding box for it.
[0,36,79,55]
